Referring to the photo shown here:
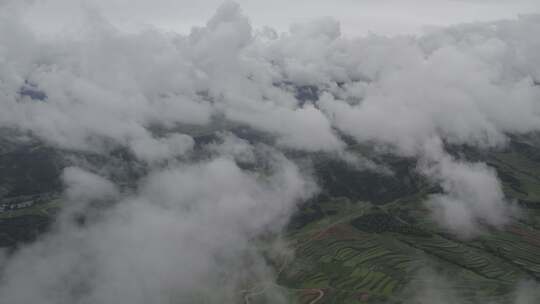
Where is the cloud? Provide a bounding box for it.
[206,132,257,163]
[0,1,539,302]
[3,2,538,159]
[1,0,538,236]
[62,167,118,203]
[0,153,315,303]
[130,133,194,163]
[1,0,539,236]
[420,139,517,237]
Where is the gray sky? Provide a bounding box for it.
[22,0,540,36]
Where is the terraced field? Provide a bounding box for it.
[2,136,540,303]
[268,138,540,303]
[274,205,540,303]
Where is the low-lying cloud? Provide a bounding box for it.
[0,153,315,303]
[0,1,540,302]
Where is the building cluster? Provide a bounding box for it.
[0,200,34,212]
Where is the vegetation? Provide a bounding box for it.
[271,137,540,303]
[2,137,540,303]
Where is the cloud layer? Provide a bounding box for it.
[2,3,539,160]
[0,154,315,303]
[0,1,540,302]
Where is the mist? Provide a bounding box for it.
[1,0,540,303]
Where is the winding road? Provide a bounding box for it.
[243,286,324,304]
[242,210,366,304]
[306,289,324,304]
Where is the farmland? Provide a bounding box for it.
[1,135,540,303]
[262,137,540,303]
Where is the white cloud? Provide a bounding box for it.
[62,167,118,202]
[420,139,517,237]
[130,133,194,163]
[0,155,315,303]
[3,2,539,159]
[206,132,256,163]
[0,2,539,301]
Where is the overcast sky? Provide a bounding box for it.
[21,0,540,36]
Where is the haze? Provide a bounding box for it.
[20,0,540,36]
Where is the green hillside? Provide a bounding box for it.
[248,138,540,303]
